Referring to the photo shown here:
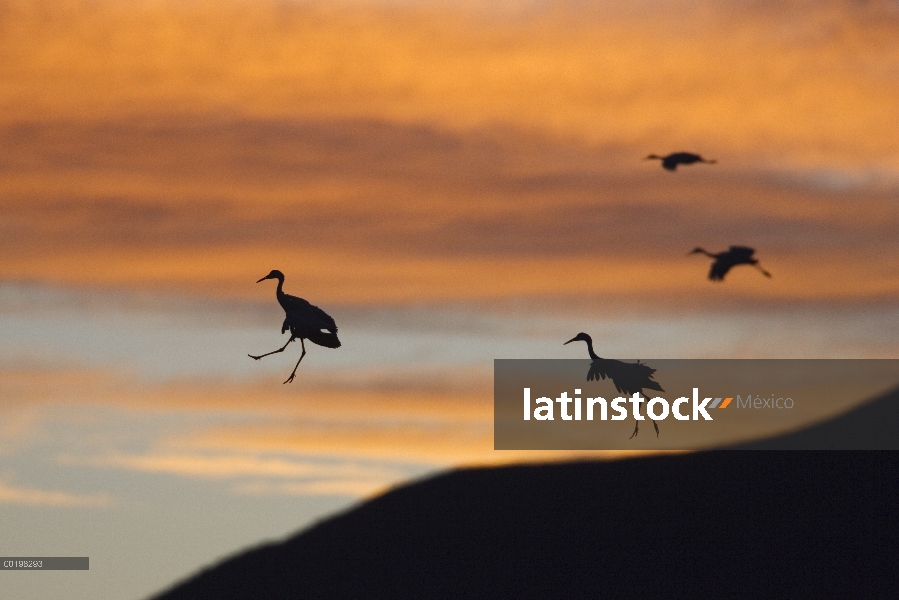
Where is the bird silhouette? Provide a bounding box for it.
[689,246,772,281]
[249,269,341,383]
[564,333,665,438]
[645,152,716,171]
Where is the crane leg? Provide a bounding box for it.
[283,338,307,384]
[629,418,639,439]
[652,418,660,437]
[248,336,295,360]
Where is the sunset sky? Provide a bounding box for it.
[2,0,899,597]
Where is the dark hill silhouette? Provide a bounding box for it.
[151,387,899,600]
[731,383,899,450]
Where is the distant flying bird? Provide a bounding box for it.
[689,246,772,281]
[249,269,341,383]
[645,152,716,171]
[564,332,665,439]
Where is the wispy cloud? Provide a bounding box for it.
[68,452,403,481]
[60,451,424,498]
[0,367,119,411]
[232,479,394,499]
[0,477,112,507]
[175,421,635,467]
[0,358,493,416]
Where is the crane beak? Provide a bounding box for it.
[256,276,268,283]
[563,337,577,345]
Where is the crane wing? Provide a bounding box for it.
[282,296,338,333]
[588,359,664,394]
[587,360,612,382]
[632,361,664,393]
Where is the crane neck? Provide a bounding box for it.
[584,337,600,360]
[274,274,286,299]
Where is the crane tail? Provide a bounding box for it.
[306,329,341,349]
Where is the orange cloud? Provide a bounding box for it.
[2,0,898,313]
[2,0,899,161]
[1,114,897,311]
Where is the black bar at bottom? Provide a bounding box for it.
[0,557,89,570]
